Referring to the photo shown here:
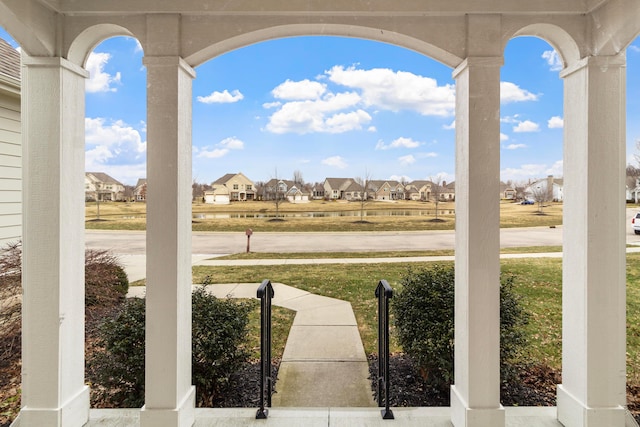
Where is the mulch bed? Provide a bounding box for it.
[367,353,640,424]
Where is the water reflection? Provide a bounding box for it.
[192,210,455,219]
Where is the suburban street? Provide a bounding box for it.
[85,208,640,255]
[86,227,566,255]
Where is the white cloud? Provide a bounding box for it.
[367,126,377,132]
[389,175,412,182]
[197,136,245,158]
[630,45,640,53]
[546,160,563,176]
[398,155,416,165]
[500,133,509,141]
[513,120,540,133]
[326,65,456,117]
[263,102,282,109]
[501,115,520,124]
[85,52,122,93]
[505,143,527,150]
[376,137,421,150]
[500,160,563,181]
[427,172,455,184]
[266,92,370,134]
[197,89,244,104]
[85,117,146,184]
[272,79,327,100]
[417,152,438,159]
[542,50,564,71]
[443,120,455,130]
[198,148,229,159]
[548,116,564,129]
[321,156,348,169]
[218,136,245,150]
[500,82,539,103]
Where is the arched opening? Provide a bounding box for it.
[499,35,565,407]
[189,35,459,408]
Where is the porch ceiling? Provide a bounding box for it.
[37,0,609,15]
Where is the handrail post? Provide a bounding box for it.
[256,279,274,419]
[375,279,394,420]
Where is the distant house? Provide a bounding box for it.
[323,177,355,200]
[134,178,147,202]
[500,181,516,200]
[263,178,295,201]
[85,172,126,201]
[440,181,455,201]
[368,180,405,201]
[343,181,365,201]
[311,183,325,199]
[0,37,21,245]
[406,180,433,201]
[285,185,310,203]
[525,175,564,202]
[205,172,255,204]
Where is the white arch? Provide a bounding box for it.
[184,23,463,70]
[509,23,581,69]
[67,23,137,67]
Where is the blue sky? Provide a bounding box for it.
[1,27,639,186]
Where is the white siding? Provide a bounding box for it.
[0,94,21,245]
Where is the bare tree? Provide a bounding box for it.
[355,170,371,223]
[272,169,284,220]
[513,181,528,201]
[529,184,552,214]
[429,175,444,221]
[293,170,304,187]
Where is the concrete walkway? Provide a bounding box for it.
[127,282,375,408]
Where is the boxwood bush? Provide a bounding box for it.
[87,286,254,407]
[391,264,529,393]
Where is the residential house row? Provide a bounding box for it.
[88,171,580,205]
[202,173,459,205]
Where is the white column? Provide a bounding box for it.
[19,56,89,426]
[558,55,627,427]
[450,57,504,427]
[140,55,196,427]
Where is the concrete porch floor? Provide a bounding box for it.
[86,406,566,427]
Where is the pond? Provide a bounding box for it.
[192,209,455,219]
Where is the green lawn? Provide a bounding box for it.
[192,252,640,385]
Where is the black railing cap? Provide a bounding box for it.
[375,279,393,298]
[257,279,274,298]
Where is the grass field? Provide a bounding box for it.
[192,252,640,385]
[85,199,563,232]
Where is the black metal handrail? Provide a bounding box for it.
[376,279,394,420]
[256,279,274,419]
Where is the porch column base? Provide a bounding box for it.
[140,386,196,427]
[557,385,626,427]
[18,385,89,427]
[450,385,505,427]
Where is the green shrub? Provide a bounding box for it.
[392,264,529,393]
[87,286,254,408]
[87,297,146,407]
[85,249,129,307]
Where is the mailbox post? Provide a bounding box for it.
[246,228,253,253]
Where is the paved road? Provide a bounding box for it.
[85,227,563,255]
[85,208,640,255]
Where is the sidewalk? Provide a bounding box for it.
[127,282,375,408]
